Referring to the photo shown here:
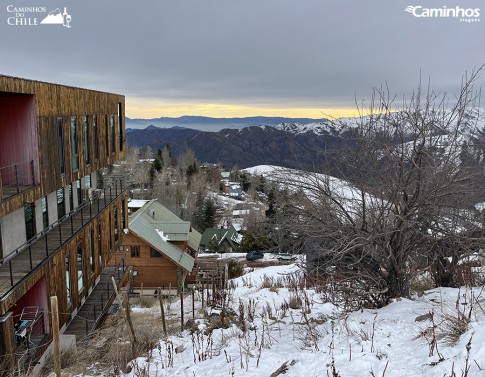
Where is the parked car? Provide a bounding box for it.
[277,253,297,261]
[246,251,264,261]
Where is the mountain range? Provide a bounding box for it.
[126,119,357,169]
[126,116,328,132]
[126,110,485,169]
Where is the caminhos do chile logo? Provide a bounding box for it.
[405,5,480,22]
[6,5,71,27]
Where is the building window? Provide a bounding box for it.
[41,196,48,229]
[89,230,95,274]
[76,179,82,206]
[93,115,99,161]
[150,248,162,258]
[84,115,90,165]
[121,199,126,231]
[24,203,35,241]
[114,206,118,242]
[67,183,73,212]
[118,103,123,152]
[98,222,103,267]
[105,115,109,157]
[77,242,84,293]
[131,245,140,258]
[66,253,71,306]
[110,115,115,154]
[71,116,78,172]
[57,188,65,218]
[58,117,65,175]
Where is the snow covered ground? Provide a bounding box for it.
[116,263,485,377]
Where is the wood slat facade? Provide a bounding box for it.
[0,75,128,372]
[116,233,188,291]
[0,75,126,217]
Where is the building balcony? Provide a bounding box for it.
[0,181,125,301]
[0,160,38,201]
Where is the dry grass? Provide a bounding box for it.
[39,308,181,376]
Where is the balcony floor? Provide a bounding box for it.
[0,190,123,299]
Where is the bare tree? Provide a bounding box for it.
[276,68,485,305]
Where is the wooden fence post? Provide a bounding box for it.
[180,293,184,331]
[50,296,61,377]
[158,287,167,337]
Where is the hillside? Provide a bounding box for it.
[65,260,485,377]
[126,122,354,168]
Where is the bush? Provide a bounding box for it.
[227,259,244,279]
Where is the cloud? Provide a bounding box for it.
[1,0,484,117]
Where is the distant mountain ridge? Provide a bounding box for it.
[126,115,329,132]
[126,119,357,169]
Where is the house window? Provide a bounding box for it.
[41,196,48,229]
[110,115,115,154]
[57,117,65,175]
[89,229,95,274]
[77,242,84,293]
[93,115,99,161]
[118,103,123,152]
[84,115,90,164]
[131,245,140,258]
[57,188,65,218]
[150,248,162,258]
[71,116,78,172]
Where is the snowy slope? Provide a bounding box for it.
[114,264,485,377]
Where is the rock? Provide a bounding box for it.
[175,345,186,354]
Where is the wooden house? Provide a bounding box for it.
[0,75,128,373]
[114,200,201,293]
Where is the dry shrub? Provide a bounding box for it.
[287,293,302,310]
[437,311,470,346]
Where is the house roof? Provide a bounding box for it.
[150,221,191,241]
[129,199,202,250]
[200,225,241,250]
[128,200,196,272]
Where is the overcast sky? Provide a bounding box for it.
[1,0,484,118]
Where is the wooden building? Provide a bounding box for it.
[0,75,128,373]
[114,200,201,293]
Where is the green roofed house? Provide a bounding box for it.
[200,225,243,253]
[113,200,201,293]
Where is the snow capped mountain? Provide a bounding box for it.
[272,121,349,136]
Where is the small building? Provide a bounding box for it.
[200,225,242,252]
[115,200,201,293]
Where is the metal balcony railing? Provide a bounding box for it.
[0,179,125,300]
[0,160,37,200]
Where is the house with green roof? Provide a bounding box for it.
[200,225,242,252]
[116,200,201,292]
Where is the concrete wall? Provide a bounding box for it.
[47,191,58,225]
[0,207,26,258]
[34,197,44,234]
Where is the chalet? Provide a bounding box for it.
[199,225,242,252]
[0,75,128,374]
[115,200,201,293]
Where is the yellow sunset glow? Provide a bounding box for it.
[125,99,362,120]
